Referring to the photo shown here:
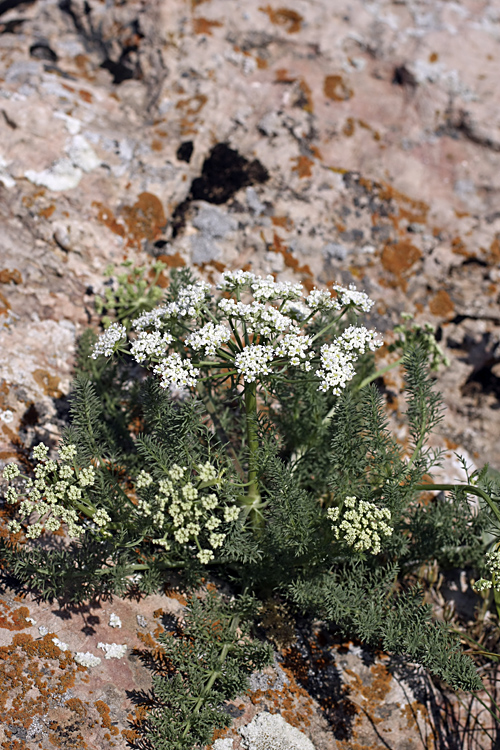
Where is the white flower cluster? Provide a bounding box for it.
[218,299,294,337]
[334,284,374,313]
[251,275,303,302]
[186,322,231,356]
[135,461,239,563]
[153,353,200,390]
[306,288,341,312]
[234,344,275,383]
[2,443,111,540]
[316,326,382,394]
[216,270,257,291]
[130,330,173,363]
[327,496,392,555]
[274,333,312,368]
[133,283,211,332]
[91,323,127,359]
[218,271,303,302]
[473,547,500,593]
[91,270,380,395]
[472,578,492,592]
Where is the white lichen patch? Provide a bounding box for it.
[239,713,316,750]
[97,642,127,659]
[52,637,70,652]
[108,612,122,628]
[25,158,83,191]
[74,651,102,668]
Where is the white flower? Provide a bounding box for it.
[274,333,312,367]
[333,284,374,313]
[282,299,311,321]
[5,487,18,504]
[197,548,214,564]
[218,299,293,337]
[315,326,381,393]
[2,463,20,480]
[131,330,173,363]
[136,470,153,488]
[108,613,122,628]
[251,275,303,302]
[205,516,222,531]
[485,548,500,591]
[154,353,200,390]
[169,465,186,481]
[235,344,274,383]
[33,444,49,461]
[175,282,211,317]
[328,496,392,555]
[223,505,240,522]
[197,462,218,483]
[201,493,218,510]
[306,288,341,312]
[93,508,111,527]
[217,270,256,291]
[45,516,62,532]
[7,519,22,534]
[472,578,493,592]
[209,532,226,549]
[78,466,96,487]
[91,323,127,359]
[186,323,231,356]
[58,443,77,462]
[133,306,170,331]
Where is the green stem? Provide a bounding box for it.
[181,612,241,740]
[242,382,263,530]
[415,483,500,525]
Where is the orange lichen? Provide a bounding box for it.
[381,241,421,277]
[0,269,22,284]
[429,290,454,318]
[489,236,500,262]
[259,5,303,33]
[291,155,313,178]
[267,232,314,291]
[324,74,353,101]
[151,139,163,151]
[165,588,188,606]
[192,18,222,34]
[0,601,31,631]
[79,89,92,103]
[38,205,56,219]
[343,117,355,136]
[32,369,62,398]
[271,216,293,230]
[429,52,439,63]
[122,192,167,248]
[92,202,126,237]
[175,94,207,116]
[275,68,296,83]
[95,700,119,735]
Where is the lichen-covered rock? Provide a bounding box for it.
[239,713,316,750]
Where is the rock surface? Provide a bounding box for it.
[0,0,500,747]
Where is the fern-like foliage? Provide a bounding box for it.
[289,566,483,693]
[142,591,273,750]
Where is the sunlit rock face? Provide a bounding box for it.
[0,1,499,746]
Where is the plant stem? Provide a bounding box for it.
[242,382,263,531]
[181,612,241,740]
[415,483,500,525]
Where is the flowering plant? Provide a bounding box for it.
[91,269,381,528]
[2,266,500,697]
